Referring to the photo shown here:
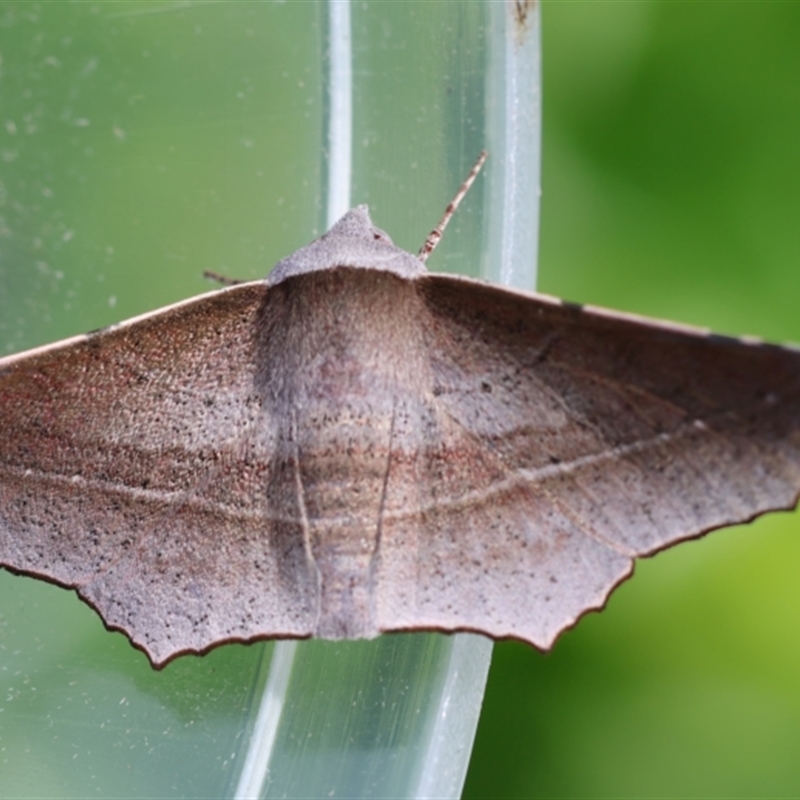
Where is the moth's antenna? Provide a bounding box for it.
[418,150,488,264]
[203,270,244,287]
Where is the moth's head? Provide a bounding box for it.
[267,205,427,286]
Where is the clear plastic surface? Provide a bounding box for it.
[485,0,542,290]
[0,2,540,797]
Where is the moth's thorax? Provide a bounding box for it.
[258,267,430,638]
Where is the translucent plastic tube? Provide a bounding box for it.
[227,3,543,798]
[485,0,543,290]
[0,3,540,798]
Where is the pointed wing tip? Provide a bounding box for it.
[633,489,800,563]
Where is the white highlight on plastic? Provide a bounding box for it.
[326,0,353,227]
[233,5,354,796]
[233,642,298,800]
[412,635,493,799]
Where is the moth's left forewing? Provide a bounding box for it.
[374,273,800,649]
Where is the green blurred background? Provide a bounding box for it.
[467,3,800,798]
[1,2,799,798]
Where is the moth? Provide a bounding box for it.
[1,157,799,668]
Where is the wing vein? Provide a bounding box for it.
[291,407,320,627]
[368,399,396,621]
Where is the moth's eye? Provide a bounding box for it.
[373,232,384,241]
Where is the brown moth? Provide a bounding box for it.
[1,177,800,668]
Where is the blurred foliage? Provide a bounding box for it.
[464,3,800,798]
